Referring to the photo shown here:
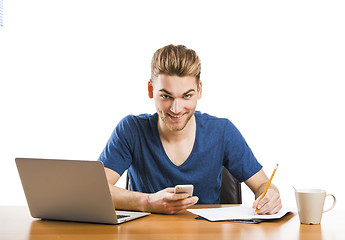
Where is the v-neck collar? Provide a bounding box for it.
[153,112,199,168]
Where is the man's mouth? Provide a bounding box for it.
[167,113,184,119]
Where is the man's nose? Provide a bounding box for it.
[170,99,182,113]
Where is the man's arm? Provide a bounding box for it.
[244,169,282,214]
[104,167,199,214]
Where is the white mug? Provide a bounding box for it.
[295,189,336,224]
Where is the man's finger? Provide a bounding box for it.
[165,187,175,193]
[256,194,282,214]
[168,193,190,201]
[168,197,199,214]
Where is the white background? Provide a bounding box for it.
[1,0,344,210]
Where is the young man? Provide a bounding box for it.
[99,44,282,215]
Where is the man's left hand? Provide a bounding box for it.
[252,188,282,215]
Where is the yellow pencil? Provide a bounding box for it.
[255,164,279,213]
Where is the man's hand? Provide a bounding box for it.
[252,188,282,215]
[244,169,282,215]
[147,188,199,214]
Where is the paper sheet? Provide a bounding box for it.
[187,206,290,222]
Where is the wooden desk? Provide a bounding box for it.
[0,205,342,240]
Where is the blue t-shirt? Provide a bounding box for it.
[98,111,262,204]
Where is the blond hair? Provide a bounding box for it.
[151,44,201,84]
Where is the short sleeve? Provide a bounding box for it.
[98,115,136,176]
[223,120,262,182]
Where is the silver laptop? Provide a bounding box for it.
[15,158,150,224]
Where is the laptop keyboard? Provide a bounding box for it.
[117,214,130,219]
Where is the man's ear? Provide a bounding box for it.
[148,80,154,98]
[197,81,202,99]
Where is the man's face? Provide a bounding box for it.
[149,74,202,132]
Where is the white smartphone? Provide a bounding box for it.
[174,184,194,197]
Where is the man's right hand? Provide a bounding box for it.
[147,188,199,214]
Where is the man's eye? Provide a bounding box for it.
[184,94,192,99]
[161,95,171,99]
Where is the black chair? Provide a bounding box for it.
[125,166,242,204]
[220,166,242,204]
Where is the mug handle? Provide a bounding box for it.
[323,194,336,213]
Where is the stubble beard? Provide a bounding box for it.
[159,111,194,132]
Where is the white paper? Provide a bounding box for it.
[187,206,290,221]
